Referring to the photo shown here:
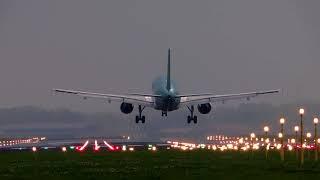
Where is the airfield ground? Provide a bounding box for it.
[0,150,319,179]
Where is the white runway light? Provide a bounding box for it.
[32,147,37,152]
[122,145,127,151]
[62,147,67,152]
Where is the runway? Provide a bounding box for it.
[0,137,170,152]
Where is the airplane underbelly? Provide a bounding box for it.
[154,97,179,111]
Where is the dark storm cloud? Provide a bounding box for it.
[1,1,320,137]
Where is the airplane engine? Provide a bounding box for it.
[120,103,134,114]
[197,103,211,114]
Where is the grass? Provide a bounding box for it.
[0,150,319,179]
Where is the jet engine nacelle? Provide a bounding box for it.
[120,103,134,114]
[197,103,211,114]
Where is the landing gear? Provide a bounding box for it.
[135,115,145,123]
[162,111,168,117]
[187,105,198,124]
[135,105,146,123]
[187,116,197,124]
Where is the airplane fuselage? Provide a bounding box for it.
[152,77,180,112]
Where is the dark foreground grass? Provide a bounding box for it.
[0,150,319,179]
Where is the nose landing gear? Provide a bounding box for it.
[187,105,197,124]
[162,111,168,117]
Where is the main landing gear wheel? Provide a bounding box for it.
[187,116,191,124]
[135,105,146,124]
[193,116,198,124]
[187,115,198,124]
[187,105,198,124]
[141,116,145,123]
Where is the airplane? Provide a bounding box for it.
[54,48,279,124]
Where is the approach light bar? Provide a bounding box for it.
[94,140,100,151]
[79,140,89,151]
[103,141,115,151]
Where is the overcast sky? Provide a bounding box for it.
[1,0,320,113]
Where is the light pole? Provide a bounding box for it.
[278,132,284,161]
[294,126,299,160]
[307,132,312,159]
[280,118,285,162]
[250,133,255,157]
[264,126,269,160]
[250,133,256,147]
[314,118,318,161]
[299,108,305,166]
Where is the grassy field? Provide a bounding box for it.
[0,150,319,179]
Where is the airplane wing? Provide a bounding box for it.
[179,89,280,105]
[53,89,155,107]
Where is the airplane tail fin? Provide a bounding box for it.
[166,48,171,91]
